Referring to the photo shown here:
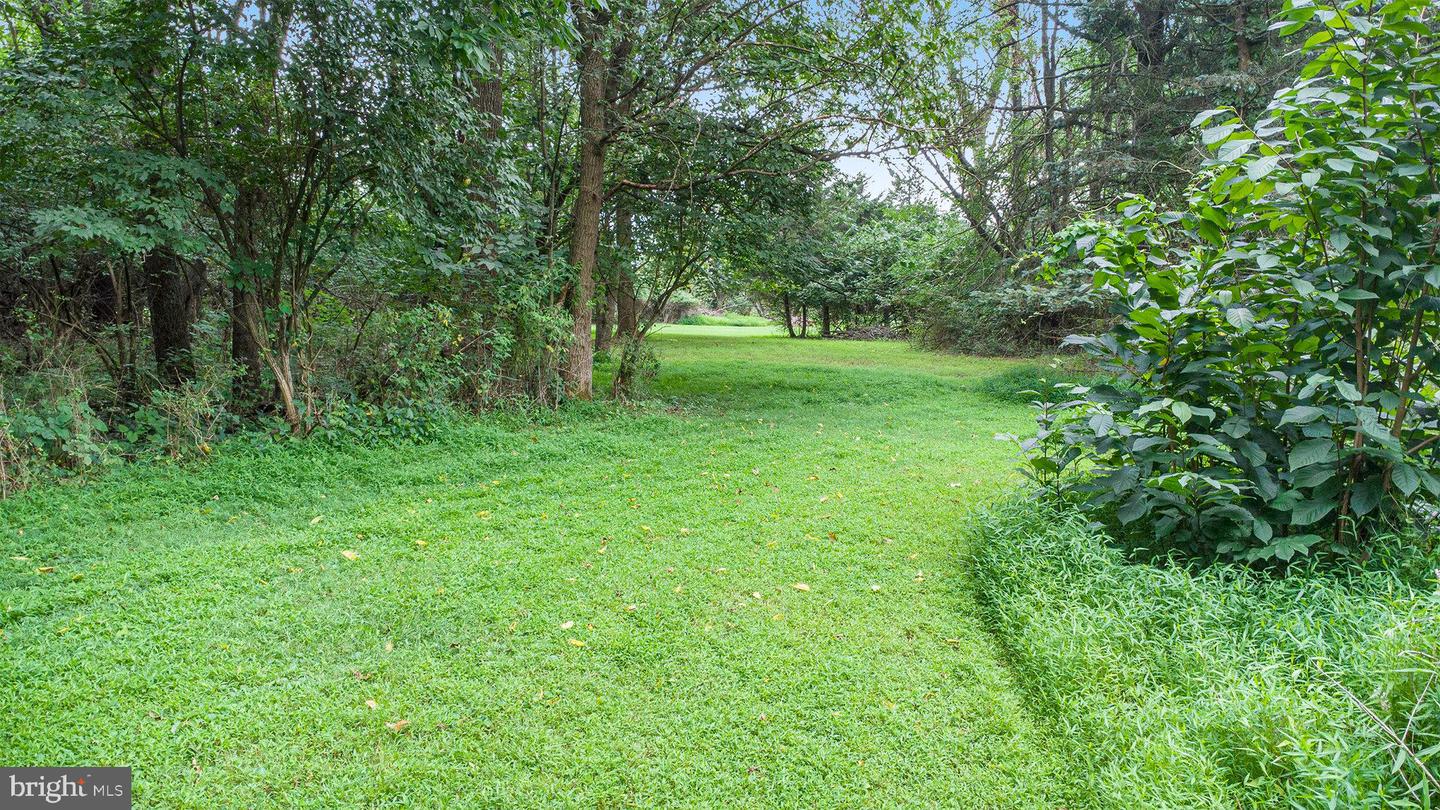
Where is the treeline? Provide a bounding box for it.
[739,0,1304,352]
[0,0,1383,493]
[0,0,920,487]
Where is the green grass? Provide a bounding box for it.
[0,327,1085,808]
[971,499,1440,808]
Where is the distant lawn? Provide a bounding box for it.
[0,327,1086,808]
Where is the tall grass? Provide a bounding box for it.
[969,498,1440,808]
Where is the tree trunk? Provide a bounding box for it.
[782,292,796,338]
[1233,1,1251,70]
[230,287,265,412]
[821,304,831,338]
[561,5,611,400]
[800,305,808,338]
[230,186,266,413]
[613,202,637,343]
[144,246,194,386]
[595,280,616,353]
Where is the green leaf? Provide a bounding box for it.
[1289,499,1333,526]
[1202,123,1240,145]
[1117,495,1147,525]
[1263,534,1322,562]
[1253,517,1273,543]
[1334,379,1361,401]
[1289,438,1335,470]
[1392,463,1420,497]
[1171,401,1194,423]
[1349,479,1381,516]
[1225,307,1255,331]
[1280,405,1324,426]
[1190,109,1228,129]
[1246,155,1282,181]
[1346,144,1380,162]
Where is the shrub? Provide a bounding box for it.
[913,266,1110,356]
[676,312,773,327]
[1029,3,1440,563]
[970,498,1440,808]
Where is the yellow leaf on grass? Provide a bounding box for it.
[36,566,55,574]
[750,591,763,600]
[567,638,586,647]
[341,550,359,561]
[385,719,410,732]
[365,700,378,710]
[310,515,323,525]
[791,583,811,592]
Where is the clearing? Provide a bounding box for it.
[1,327,1084,807]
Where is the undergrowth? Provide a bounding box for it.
[970,498,1440,808]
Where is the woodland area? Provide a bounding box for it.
[4,0,1440,806]
[2,0,1296,460]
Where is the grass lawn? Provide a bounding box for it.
[0,329,1085,808]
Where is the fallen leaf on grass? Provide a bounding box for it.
[750,591,763,600]
[365,700,378,710]
[870,584,882,592]
[36,567,54,574]
[340,550,359,561]
[310,516,324,525]
[791,582,811,592]
[385,719,410,732]
[567,638,586,647]
[560,621,574,630]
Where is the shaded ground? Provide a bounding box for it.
[1,328,1085,808]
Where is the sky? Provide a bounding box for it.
[835,154,896,196]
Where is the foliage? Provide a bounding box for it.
[914,266,1112,355]
[971,498,1440,807]
[675,312,771,327]
[1026,2,1440,563]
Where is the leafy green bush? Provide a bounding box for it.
[913,266,1111,356]
[1029,3,1440,563]
[970,498,1440,808]
[676,312,773,327]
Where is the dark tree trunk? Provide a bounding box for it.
[782,292,796,338]
[595,280,616,353]
[613,204,637,342]
[1233,0,1251,70]
[800,305,808,338]
[561,5,611,400]
[143,246,194,386]
[230,287,265,413]
[821,304,831,338]
[230,186,266,412]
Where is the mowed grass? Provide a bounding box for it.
[1,329,1085,808]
